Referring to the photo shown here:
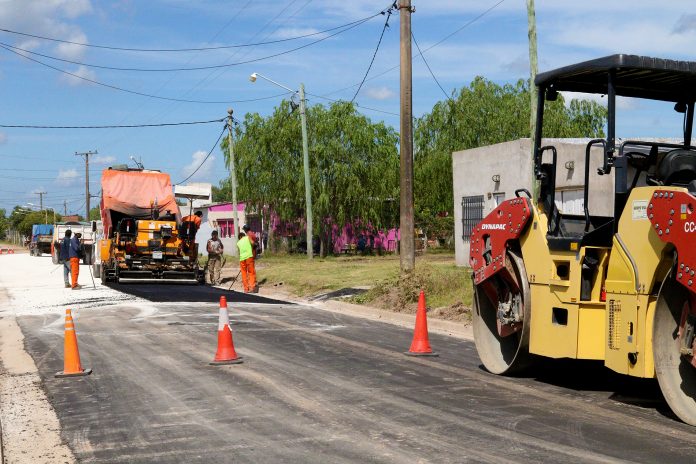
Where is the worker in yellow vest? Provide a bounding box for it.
[236,232,258,293]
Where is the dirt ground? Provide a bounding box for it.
[0,316,75,464]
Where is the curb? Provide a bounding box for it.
[256,288,474,341]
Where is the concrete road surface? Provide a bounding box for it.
[14,283,696,463]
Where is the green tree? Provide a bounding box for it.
[413,77,607,215]
[224,100,399,256]
[89,206,101,221]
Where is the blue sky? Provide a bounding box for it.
[0,0,694,215]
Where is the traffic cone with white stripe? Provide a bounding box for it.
[405,291,439,357]
[55,309,92,377]
[210,296,243,365]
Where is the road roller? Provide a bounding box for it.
[469,54,696,425]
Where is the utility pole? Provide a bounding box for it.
[75,150,97,219]
[299,83,313,259]
[64,200,67,216]
[227,109,239,257]
[527,0,539,197]
[35,191,47,211]
[399,0,415,273]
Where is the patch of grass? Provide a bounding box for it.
[258,252,472,322]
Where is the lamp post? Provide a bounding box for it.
[249,72,313,259]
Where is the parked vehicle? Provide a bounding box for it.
[29,224,54,256]
[51,222,100,265]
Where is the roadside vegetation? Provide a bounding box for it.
[256,252,472,323]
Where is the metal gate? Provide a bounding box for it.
[461,195,484,241]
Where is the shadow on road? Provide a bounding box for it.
[106,283,290,305]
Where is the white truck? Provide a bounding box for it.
[51,221,101,265]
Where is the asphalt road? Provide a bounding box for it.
[17,285,696,463]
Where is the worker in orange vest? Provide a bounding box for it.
[182,211,203,229]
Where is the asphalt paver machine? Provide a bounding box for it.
[470,55,696,425]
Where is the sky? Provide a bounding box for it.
[0,0,694,215]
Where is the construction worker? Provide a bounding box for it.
[59,229,72,288]
[206,230,224,285]
[236,232,258,293]
[182,211,203,229]
[69,231,82,290]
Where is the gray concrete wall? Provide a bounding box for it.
[452,138,615,267]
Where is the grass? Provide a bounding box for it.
[257,252,473,322]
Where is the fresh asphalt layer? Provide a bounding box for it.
[17,284,696,463]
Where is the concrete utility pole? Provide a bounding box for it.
[399,0,415,273]
[64,200,67,216]
[75,150,97,219]
[227,109,239,257]
[299,83,313,259]
[527,0,539,195]
[35,191,46,211]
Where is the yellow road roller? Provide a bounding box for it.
[470,54,696,425]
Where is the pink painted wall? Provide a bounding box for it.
[208,202,245,212]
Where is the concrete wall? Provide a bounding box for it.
[452,138,614,267]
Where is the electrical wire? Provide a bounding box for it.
[0,117,225,129]
[174,125,227,185]
[351,3,395,103]
[306,92,399,117]
[0,44,292,104]
[411,31,450,101]
[0,14,377,73]
[322,0,507,98]
[0,14,379,53]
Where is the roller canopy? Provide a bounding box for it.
[101,169,180,218]
[535,54,696,102]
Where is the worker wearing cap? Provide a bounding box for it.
[236,232,258,293]
[206,230,224,285]
[182,211,203,229]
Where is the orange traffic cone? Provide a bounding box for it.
[55,309,92,377]
[210,296,243,365]
[405,291,438,357]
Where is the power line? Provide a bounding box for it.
[0,44,293,104]
[411,31,450,101]
[0,14,380,53]
[306,92,399,117]
[322,0,507,98]
[0,117,225,129]
[174,125,227,185]
[0,14,377,73]
[351,3,395,103]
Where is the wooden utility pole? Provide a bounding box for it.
[35,191,46,211]
[399,0,415,273]
[64,200,67,216]
[227,109,239,256]
[75,150,97,219]
[527,0,539,195]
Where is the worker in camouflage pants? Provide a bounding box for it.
[206,230,224,285]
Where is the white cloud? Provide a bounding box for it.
[364,86,395,101]
[60,65,96,86]
[674,14,696,34]
[562,92,641,111]
[56,169,79,186]
[56,31,89,60]
[181,150,215,182]
[0,132,7,145]
[92,155,116,165]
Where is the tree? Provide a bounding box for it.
[9,207,63,237]
[89,207,101,221]
[224,100,399,256]
[413,77,607,215]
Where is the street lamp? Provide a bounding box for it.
[27,203,56,224]
[249,72,313,259]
